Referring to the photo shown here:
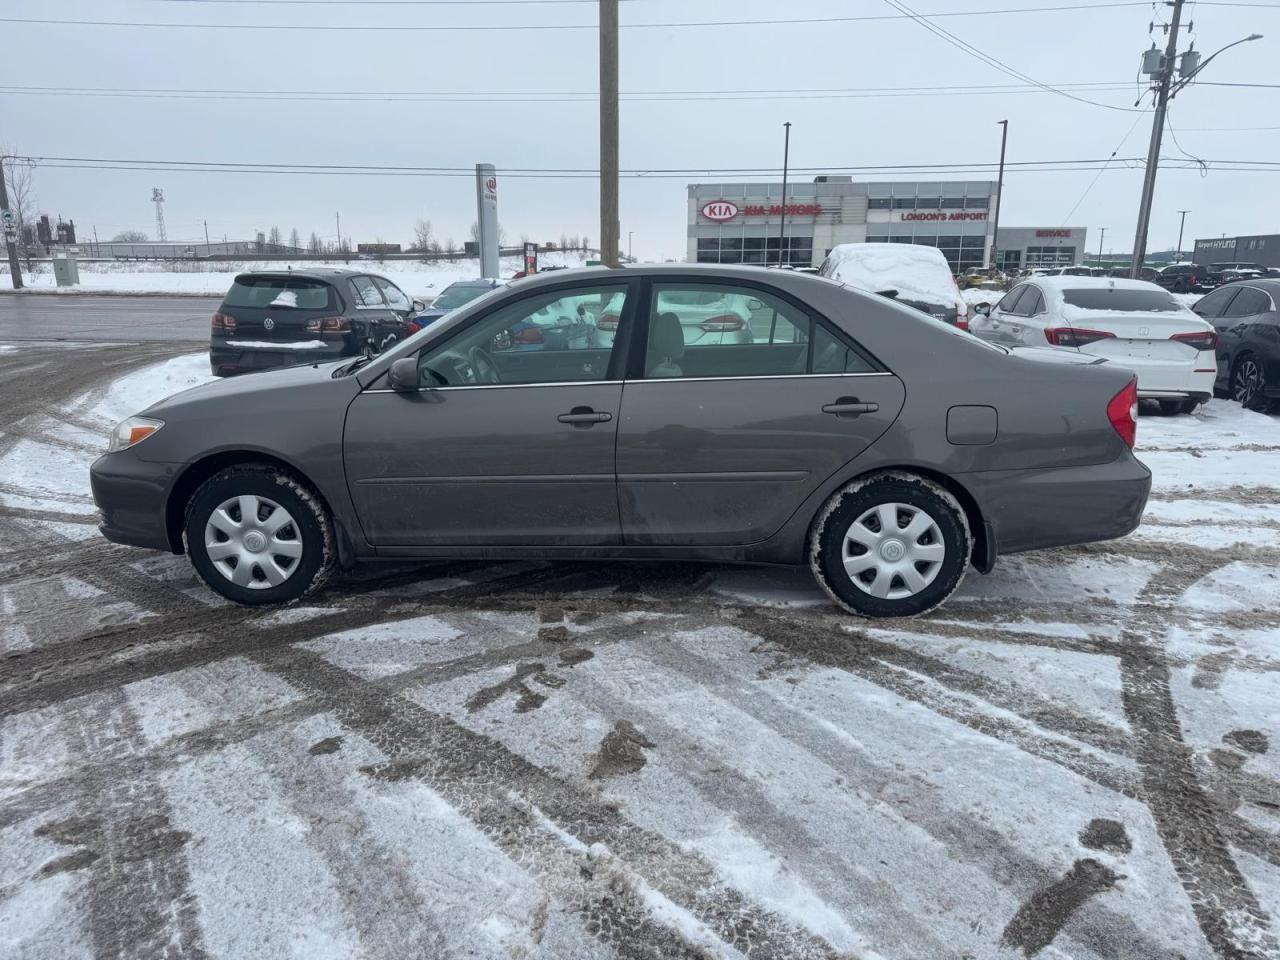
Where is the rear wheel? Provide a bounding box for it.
[1232,354,1270,411]
[185,466,334,605]
[809,473,971,619]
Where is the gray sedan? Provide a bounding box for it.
[91,264,1150,619]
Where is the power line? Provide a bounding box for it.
[0,81,1145,104]
[884,0,1143,112]
[0,4,1155,32]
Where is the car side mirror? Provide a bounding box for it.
[411,299,426,313]
[388,356,419,392]
[974,302,991,316]
[875,289,899,300]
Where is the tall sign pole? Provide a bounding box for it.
[0,156,23,290]
[599,0,619,267]
[777,122,791,266]
[1131,0,1185,278]
[475,163,500,278]
[988,120,1008,271]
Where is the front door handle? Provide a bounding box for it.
[822,398,879,417]
[557,406,613,425]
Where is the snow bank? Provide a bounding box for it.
[84,352,216,425]
[823,243,964,311]
[0,252,590,298]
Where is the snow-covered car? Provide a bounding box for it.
[596,288,757,347]
[969,276,1218,414]
[818,243,967,328]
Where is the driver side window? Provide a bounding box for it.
[415,285,628,387]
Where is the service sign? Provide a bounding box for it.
[700,200,740,222]
[1036,229,1073,238]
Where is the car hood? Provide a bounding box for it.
[143,358,353,416]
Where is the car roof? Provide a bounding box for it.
[234,267,374,282]
[1032,275,1166,291]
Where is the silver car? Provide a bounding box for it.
[91,265,1150,619]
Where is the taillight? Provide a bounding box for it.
[406,320,422,335]
[1171,330,1218,351]
[1044,327,1116,348]
[699,314,745,332]
[211,311,236,332]
[314,316,349,339]
[956,307,969,331]
[512,326,545,345]
[1107,378,1139,448]
[597,313,620,331]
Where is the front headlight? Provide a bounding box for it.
[108,416,164,453]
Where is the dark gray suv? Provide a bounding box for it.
[92,265,1150,618]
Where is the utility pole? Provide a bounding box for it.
[204,219,211,256]
[599,0,620,268]
[335,211,342,252]
[988,120,1008,271]
[628,231,633,261]
[1176,209,1190,259]
[1098,227,1107,265]
[1131,7,1259,276]
[1131,0,1185,277]
[93,224,100,258]
[778,121,792,266]
[0,156,23,289]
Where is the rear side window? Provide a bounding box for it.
[222,277,334,310]
[349,276,386,308]
[1193,287,1237,318]
[812,323,876,374]
[1224,287,1272,317]
[1061,289,1178,312]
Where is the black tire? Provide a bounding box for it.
[185,465,334,606]
[809,472,971,619]
[1157,398,1198,416]
[1232,353,1270,412]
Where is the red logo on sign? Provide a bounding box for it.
[486,177,497,192]
[701,201,740,222]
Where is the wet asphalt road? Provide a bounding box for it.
[0,294,219,342]
[0,341,1277,959]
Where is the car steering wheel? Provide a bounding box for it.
[469,345,500,384]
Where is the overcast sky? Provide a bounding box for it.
[1,0,1275,259]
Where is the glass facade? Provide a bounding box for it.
[696,235,814,266]
[1025,245,1078,267]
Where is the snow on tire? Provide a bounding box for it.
[809,471,972,619]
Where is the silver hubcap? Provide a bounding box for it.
[842,502,945,600]
[1234,359,1262,403]
[204,494,303,589]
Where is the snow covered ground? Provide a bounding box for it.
[0,252,590,298]
[0,343,1277,959]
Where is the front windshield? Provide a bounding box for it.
[432,283,492,310]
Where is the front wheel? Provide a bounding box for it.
[809,473,971,619]
[185,466,334,605]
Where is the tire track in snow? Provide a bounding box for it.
[46,689,210,959]
[252,643,849,960]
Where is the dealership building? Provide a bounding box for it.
[1193,234,1280,269]
[687,178,1087,273]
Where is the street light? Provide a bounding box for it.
[1171,34,1263,99]
[1176,210,1191,261]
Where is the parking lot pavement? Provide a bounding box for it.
[0,295,221,343]
[1,342,1278,959]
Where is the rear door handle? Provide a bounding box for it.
[557,406,613,424]
[822,398,879,417]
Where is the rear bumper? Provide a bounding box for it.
[966,452,1151,556]
[90,451,178,552]
[1086,351,1217,399]
[210,340,349,376]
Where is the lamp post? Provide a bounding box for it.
[778,122,791,266]
[1097,227,1107,267]
[1176,210,1191,260]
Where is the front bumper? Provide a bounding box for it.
[966,452,1152,556]
[210,340,348,377]
[90,451,179,552]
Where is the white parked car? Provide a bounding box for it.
[969,276,1218,414]
[818,243,967,328]
[596,289,758,347]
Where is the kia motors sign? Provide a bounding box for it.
[700,200,740,222]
